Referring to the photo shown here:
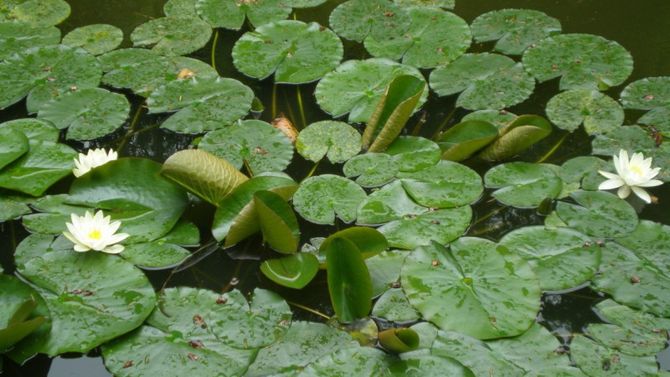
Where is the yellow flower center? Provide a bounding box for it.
[88,229,102,240]
[629,164,644,176]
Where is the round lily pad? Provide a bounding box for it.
[429,53,535,110]
[298,346,392,376]
[37,87,130,141]
[0,22,60,60]
[357,180,428,225]
[591,125,656,157]
[366,250,405,297]
[0,195,31,222]
[0,118,59,143]
[401,239,541,339]
[398,160,483,208]
[199,120,294,174]
[371,288,420,323]
[120,241,191,270]
[164,0,198,16]
[393,0,454,9]
[484,162,563,208]
[385,136,441,172]
[131,16,212,56]
[0,45,102,113]
[232,20,343,84]
[0,127,28,170]
[546,89,623,134]
[62,24,123,56]
[620,76,670,134]
[296,120,361,163]
[291,0,327,7]
[378,207,472,249]
[559,156,610,191]
[0,0,70,27]
[16,251,155,356]
[471,9,561,55]
[329,0,410,43]
[615,220,670,277]
[522,33,634,91]
[293,174,367,225]
[555,190,638,238]
[343,153,399,187]
[315,58,426,123]
[499,226,600,291]
[570,335,659,376]
[195,0,292,30]
[364,7,470,69]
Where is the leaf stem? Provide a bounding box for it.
[302,160,321,181]
[296,85,307,130]
[272,84,278,119]
[536,132,569,163]
[287,301,331,320]
[116,102,146,151]
[211,29,220,74]
[430,106,457,140]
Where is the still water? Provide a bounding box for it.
[1,0,670,375]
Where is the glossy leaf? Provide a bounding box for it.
[436,120,498,161]
[379,207,472,249]
[0,22,60,60]
[560,156,610,192]
[0,275,49,353]
[357,180,427,225]
[462,110,517,129]
[254,190,300,254]
[0,195,31,222]
[371,288,420,323]
[546,89,623,134]
[479,115,553,161]
[555,190,638,238]
[571,335,659,376]
[0,118,59,144]
[196,0,291,30]
[293,175,367,225]
[62,24,123,55]
[385,136,441,172]
[298,346,392,376]
[399,160,483,208]
[620,76,670,134]
[260,253,320,289]
[616,220,670,276]
[484,162,563,208]
[0,0,70,27]
[296,120,361,163]
[320,227,388,259]
[379,328,420,353]
[120,241,191,270]
[0,127,29,169]
[343,153,398,187]
[329,0,410,43]
[366,250,405,298]
[326,237,373,322]
[131,16,212,56]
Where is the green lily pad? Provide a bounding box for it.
[570,335,659,377]
[343,153,399,187]
[293,174,367,225]
[329,0,410,43]
[402,240,541,339]
[0,45,101,113]
[366,250,405,297]
[357,180,427,225]
[560,156,610,192]
[103,288,291,377]
[371,288,420,323]
[120,241,191,270]
[0,195,31,222]
[471,9,561,55]
[291,0,327,7]
[37,87,130,140]
[199,120,293,174]
[555,190,638,238]
[69,158,189,242]
[429,53,535,110]
[232,20,343,84]
[0,118,59,143]
[585,299,670,357]
[15,251,155,356]
[499,226,600,291]
[255,190,300,254]
[131,16,212,56]
[385,136,441,172]
[0,141,76,196]
[546,90,624,134]
[260,253,320,289]
[594,242,670,318]
[298,345,392,376]
[0,127,28,169]
[164,0,198,16]
[296,120,361,163]
[13,234,69,269]
[22,194,89,235]
[393,0,454,8]
[315,58,426,123]
[591,125,656,157]
[478,115,553,161]
[320,227,389,260]
[364,7,470,69]
[62,24,123,56]
[462,110,517,129]
[620,76,670,134]
[522,33,634,91]
[0,0,70,27]
[435,119,499,161]
[0,22,60,60]
[484,162,563,208]
[195,0,292,30]
[159,220,200,247]
[399,160,483,208]
[379,207,472,249]
[391,348,476,377]
[149,76,254,134]
[378,328,420,353]
[161,149,249,206]
[616,220,670,277]
[326,236,374,322]
[0,275,49,353]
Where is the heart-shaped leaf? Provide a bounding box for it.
[326,236,373,322]
[555,190,638,238]
[620,76,670,134]
[385,136,441,172]
[296,120,361,163]
[62,24,123,56]
[196,0,291,30]
[0,22,60,60]
[293,174,367,225]
[343,153,398,187]
[131,16,212,56]
[399,160,483,208]
[357,180,427,225]
[260,253,320,289]
[379,207,472,249]
[329,0,410,43]
[0,0,70,27]
[371,288,420,323]
[484,162,563,208]
[546,89,623,134]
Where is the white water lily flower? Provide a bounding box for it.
[598,149,663,203]
[63,210,129,254]
[72,148,118,177]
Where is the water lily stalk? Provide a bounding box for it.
[536,132,569,163]
[211,29,220,74]
[302,159,321,181]
[116,103,146,151]
[296,85,307,130]
[287,301,331,320]
[272,84,278,118]
[430,106,457,141]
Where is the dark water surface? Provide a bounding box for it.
[2,0,670,375]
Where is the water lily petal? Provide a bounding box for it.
[636,179,664,188]
[631,186,652,203]
[598,170,620,180]
[103,244,125,254]
[617,185,631,199]
[598,178,624,190]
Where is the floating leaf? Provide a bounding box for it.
[15,251,155,356]
[232,20,343,84]
[164,0,198,16]
[149,76,254,134]
[478,115,553,161]
[570,335,659,377]
[0,0,70,27]
[103,288,291,377]
[329,0,410,43]
[260,253,319,289]
[343,153,398,187]
[620,76,670,134]
[0,22,60,60]
[499,226,600,291]
[326,237,373,322]
[13,234,69,270]
[62,24,123,56]
[522,33,633,91]
[429,53,535,110]
[436,119,499,161]
[0,45,101,113]
[471,9,561,55]
[69,158,189,242]
[616,220,670,277]
[0,141,76,196]
[320,227,388,259]
[385,136,441,172]
[357,180,427,225]
[296,121,361,163]
[120,241,191,270]
[484,162,563,208]
[0,127,28,169]
[462,110,517,129]
[0,118,59,143]
[379,207,472,249]
[364,7,470,69]
[0,275,49,353]
[293,175,366,225]
[546,89,623,134]
[591,125,656,157]
[37,88,130,140]
[393,0,454,8]
[371,288,420,323]
[0,195,31,222]
[159,220,200,247]
[161,149,248,206]
[366,250,405,297]
[196,0,292,30]
[315,58,426,123]
[362,75,426,152]
[291,0,328,7]
[254,190,300,254]
[560,156,610,192]
[555,190,638,238]
[22,194,89,235]
[199,120,293,174]
[131,16,212,56]
[402,240,540,339]
[298,345,392,376]
[399,160,483,208]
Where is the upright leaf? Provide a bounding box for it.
[478,115,552,161]
[326,237,373,322]
[254,190,300,254]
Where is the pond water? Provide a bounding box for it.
[1,0,670,376]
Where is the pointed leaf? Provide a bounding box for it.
[479,115,552,161]
[260,253,319,289]
[436,119,498,161]
[254,190,300,254]
[326,237,373,322]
